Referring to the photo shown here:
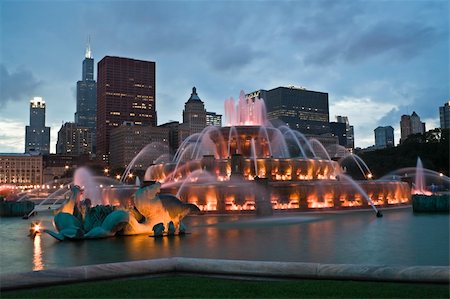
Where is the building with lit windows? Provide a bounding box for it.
[96,56,156,163]
[25,97,51,154]
[182,87,207,136]
[0,153,43,186]
[400,112,425,144]
[206,111,222,127]
[159,121,180,154]
[56,122,93,155]
[439,101,450,129]
[75,40,97,151]
[109,122,169,170]
[246,86,330,135]
[330,122,346,147]
[374,126,394,149]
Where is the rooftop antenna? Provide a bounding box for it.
[85,35,92,59]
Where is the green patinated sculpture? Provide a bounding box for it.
[121,182,200,236]
[44,182,199,241]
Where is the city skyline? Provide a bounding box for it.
[1,0,448,153]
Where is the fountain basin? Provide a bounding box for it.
[161,180,411,212]
[412,194,450,213]
[0,198,35,217]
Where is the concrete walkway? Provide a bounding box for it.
[1,257,449,291]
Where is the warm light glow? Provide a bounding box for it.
[33,235,44,271]
[104,168,109,174]
[33,224,41,233]
[116,175,121,180]
[367,173,373,179]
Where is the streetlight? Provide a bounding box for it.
[115,174,121,180]
[104,168,109,176]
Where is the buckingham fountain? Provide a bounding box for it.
[142,91,410,214]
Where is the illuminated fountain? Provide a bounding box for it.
[143,91,411,215]
[408,157,449,213]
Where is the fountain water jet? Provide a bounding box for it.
[143,90,411,214]
[413,157,432,195]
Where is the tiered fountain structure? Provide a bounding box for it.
[143,91,411,213]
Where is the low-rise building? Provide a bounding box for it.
[0,153,43,186]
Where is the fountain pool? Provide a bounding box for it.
[0,207,448,275]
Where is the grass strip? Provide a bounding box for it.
[2,275,449,298]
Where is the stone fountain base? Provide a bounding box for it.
[412,194,450,213]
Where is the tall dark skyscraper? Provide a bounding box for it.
[96,56,156,163]
[247,86,330,135]
[439,101,450,129]
[75,40,97,146]
[25,97,50,154]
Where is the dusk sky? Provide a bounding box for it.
[1,0,448,153]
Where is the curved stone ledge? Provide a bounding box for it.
[1,257,448,291]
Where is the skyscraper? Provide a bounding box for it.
[96,56,156,163]
[182,87,207,135]
[75,40,97,151]
[56,122,93,155]
[400,111,425,143]
[246,86,329,135]
[374,126,394,149]
[439,101,450,129]
[25,97,50,154]
[336,116,354,149]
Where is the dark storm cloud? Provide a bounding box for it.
[344,21,442,63]
[209,44,264,72]
[0,64,41,109]
[295,0,445,67]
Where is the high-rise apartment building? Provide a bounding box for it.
[75,40,97,152]
[182,87,207,135]
[247,86,329,135]
[439,101,450,129]
[96,56,156,163]
[374,126,394,149]
[400,111,425,144]
[56,122,93,155]
[25,97,50,154]
[206,111,222,127]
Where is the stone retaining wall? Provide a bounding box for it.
[1,258,448,291]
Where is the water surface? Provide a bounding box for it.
[0,207,448,275]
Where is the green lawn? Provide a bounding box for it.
[2,275,449,298]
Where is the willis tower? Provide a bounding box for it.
[75,38,97,152]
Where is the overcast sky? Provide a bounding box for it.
[1,0,448,153]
